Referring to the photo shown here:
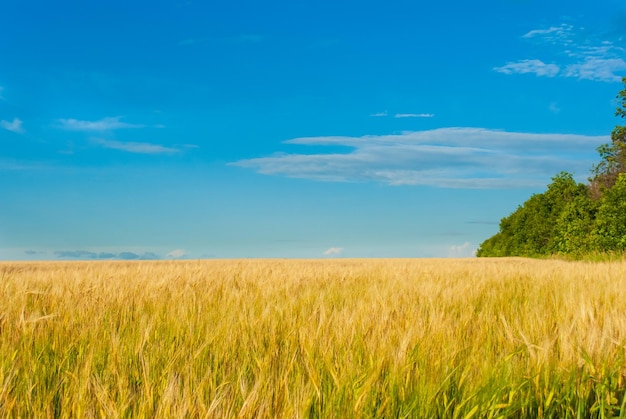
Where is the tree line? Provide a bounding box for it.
[477,79,626,258]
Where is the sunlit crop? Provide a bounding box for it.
[1,258,625,417]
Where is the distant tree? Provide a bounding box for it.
[553,192,598,256]
[475,232,506,257]
[589,77,626,197]
[476,173,586,257]
[478,79,626,259]
[592,173,626,251]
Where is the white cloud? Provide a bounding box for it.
[523,26,562,38]
[0,86,5,100]
[323,247,344,256]
[447,242,476,258]
[371,112,435,118]
[92,138,180,154]
[522,24,575,44]
[57,117,144,131]
[498,23,626,82]
[166,249,186,259]
[494,59,560,77]
[231,127,607,189]
[564,58,626,82]
[394,113,435,118]
[1,117,24,134]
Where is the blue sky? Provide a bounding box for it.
[2,0,626,260]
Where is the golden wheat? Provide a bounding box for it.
[1,258,625,417]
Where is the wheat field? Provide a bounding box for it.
[1,258,625,417]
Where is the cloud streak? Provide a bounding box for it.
[92,138,181,154]
[1,117,24,133]
[494,59,560,77]
[521,23,572,43]
[370,112,435,118]
[57,117,145,131]
[564,58,626,83]
[394,113,435,118]
[54,250,160,260]
[447,242,476,258]
[166,249,187,259]
[231,127,607,189]
[495,23,626,82]
[323,247,344,256]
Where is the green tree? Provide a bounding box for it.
[592,173,626,251]
[553,192,598,256]
[589,77,626,196]
[476,173,586,257]
[479,79,626,259]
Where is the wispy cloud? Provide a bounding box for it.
[323,247,344,256]
[394,113,435,118]
[564,58,626,82]
[522,24,575,43]
[371,111,435,118]
[1,117,24,134]
[166,249,187,259]
[92,138,181,154]
[0,86,5,100]
[57,117,145,131]
[494,59,560,77]
[231,128,607,189]
[447,242,476,258]
[54,250,160,260]
[496,23,626,82]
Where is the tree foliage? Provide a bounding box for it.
[589,78,626,196]
[594,173,626,252]
[478,78,626,258]
[476,173,589,257]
